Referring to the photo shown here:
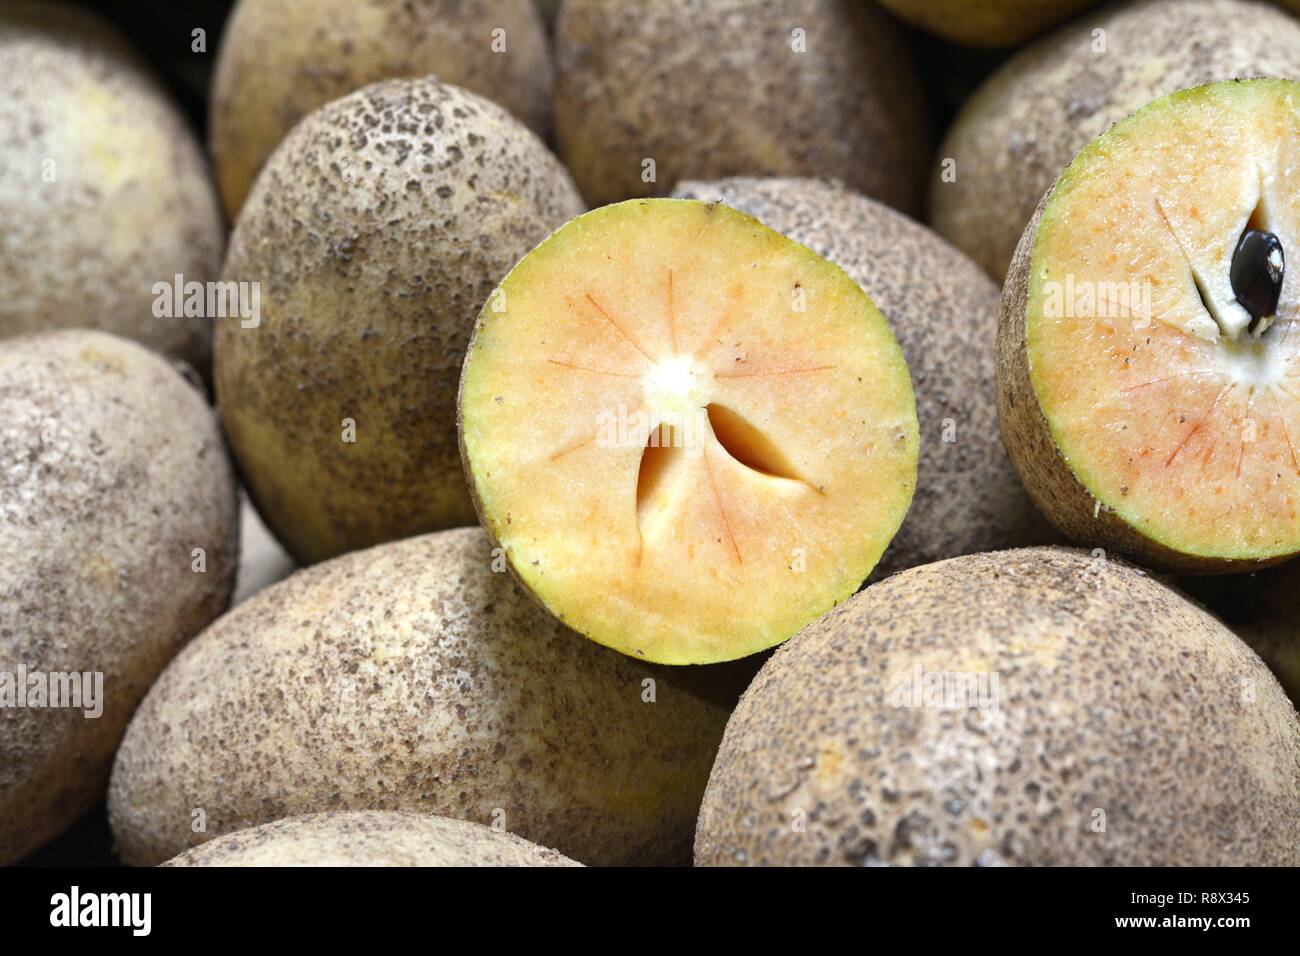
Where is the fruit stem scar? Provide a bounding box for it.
[573,292,659,363]
[702,447,743,565]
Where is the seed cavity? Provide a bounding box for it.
[1154,195,1245,340]
[706,404,803,483]
[635,425,681,522]
[634,424,688,566]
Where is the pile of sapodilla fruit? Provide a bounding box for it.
[4,0,1300,868]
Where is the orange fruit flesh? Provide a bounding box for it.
[1029,80,1300,561]
[459,199,918,664]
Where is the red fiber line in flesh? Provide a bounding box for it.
[703,447,742,565]
[667,269,678,353]
[550,433,595,462]
[715,365,836,379]
[1270,391,1300,476]
[693,293,742,361]
[546,357,639,378]
[1120,370,1214,393]
[582,292,658,363]
[1166,384,1232,467]
[1236,387,1255,480]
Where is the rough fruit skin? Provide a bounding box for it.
[0,331,239,865]
[209,0,553,220]
[161,811,581,867]
[695,547,1300,866]
[877,0,1095,47]
[554,0,927,213]
[214,77,584,565]
[931,0,1300,280]
[672,177,1053,576]
[0,0,224,372]
[109,527,740,867]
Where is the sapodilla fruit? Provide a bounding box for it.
[214,78,584,565]
[162,812,581,867]
[0,0,224,370]
[552,0,928,213]
[209,0,553,220]
[932,0,1300,282]
[671,177,1051,576]
[1000,79,1300,571]
[695,548,1300,866]
[108,528,739,867]
[458,198,919,665]
[875,0,1096,48]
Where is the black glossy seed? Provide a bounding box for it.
[1230,229,1284,331]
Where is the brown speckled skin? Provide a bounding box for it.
[931,0,1300,280]
[554,0,928,213]
[0,1,224,371]
[695,547,1300,866]
[210,0,554,220]
[1179,567,1300,707]
[214,78,584,566]
[0,331,239,865]
[162,811,581,867]
[999,194,1291,573]
[876,0,1096,47]
[109,527,736,867]
[672,177,1053,577]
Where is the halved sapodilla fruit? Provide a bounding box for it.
[459,199,918,663]
[1001,79,1300,572]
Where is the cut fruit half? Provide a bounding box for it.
[1001,79,1300,570]
[459,199,918,663]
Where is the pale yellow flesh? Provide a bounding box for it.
[460,200,917,663]
[1030,80,1300,560]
